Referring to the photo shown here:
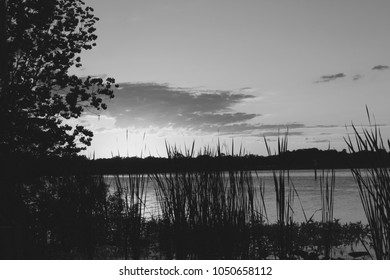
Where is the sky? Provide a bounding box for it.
[71,0,390,158]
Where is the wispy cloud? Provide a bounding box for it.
[239,87,258,93]
[307,139,331,144]
[315,73,346,83]
[352,74,364,81]
[315,64,389,83]
[372,65,389,71]
[203,123,305,136]
[261,131,303,137]
[306,124,339,129]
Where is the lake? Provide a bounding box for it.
[105,169,366,224]
[257,169,365,223]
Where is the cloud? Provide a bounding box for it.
[104,83,259,134]
[239,87,258,93]
[96,82,312,139]
[315,73,346,83]
[307,139,331,144]
[352,74,364,81]
[198,123,305,136]
[372,65,389,71]
[261,131,303,137]
[256,123,305,130]
[306,124,339,129]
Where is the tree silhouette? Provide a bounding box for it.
[0,0,116,157]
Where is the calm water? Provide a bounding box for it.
[257,169,365,223]
[106,169,366,224]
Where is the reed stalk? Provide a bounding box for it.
[112,173,147,259]
[320,169,335,224]
[264,131,295,259]
[319,168,335,259]
[152,140,265,258]
[345,108,390,259]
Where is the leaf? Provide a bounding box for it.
[3,0,115,157]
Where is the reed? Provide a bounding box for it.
[264,131,295,259]
[320,169,335,224]
[152,140,265,258]
[4,148,376,259]
[319,168,336,259]
[345,108,390,259]
[152,142,195,258]
[111,173,147,259]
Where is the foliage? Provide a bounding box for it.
[19,174,110,259]
[0,0,116,157]
[345,108,390,259]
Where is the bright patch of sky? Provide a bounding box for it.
[72,0,390,158]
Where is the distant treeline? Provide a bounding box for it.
[4,148,390,176]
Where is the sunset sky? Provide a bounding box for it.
[71,0,390,158]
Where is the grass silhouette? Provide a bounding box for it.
[345,108,390,259]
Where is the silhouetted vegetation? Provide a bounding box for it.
[152,142,259,259]
[1,0,116,157]
[319,169,336,259]
[345,109,390,259]
[264,132,295,259]
[3,148,390,177]
[1,0,116,259]
[0,140,376,260]
[1,170,374,260]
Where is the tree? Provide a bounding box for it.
[0,0,116,157]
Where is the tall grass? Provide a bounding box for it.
[111,173,147,259]
[152,141,265,258]
[4,146,374,259]
[264,132,295,259]
[319,168,335,259]
[320,169,335,224]
[345,109,390,259]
